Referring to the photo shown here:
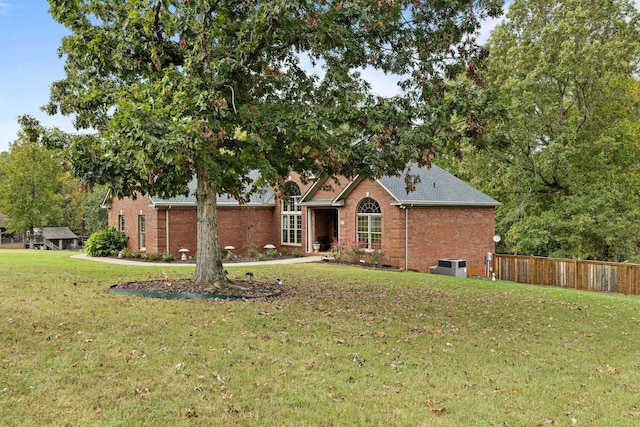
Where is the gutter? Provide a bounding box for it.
[390,200,501,207]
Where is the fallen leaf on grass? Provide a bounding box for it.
[328,393,346,401]
[425,400,447,414]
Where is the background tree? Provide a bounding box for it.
[81,184,109,236]
[43,0,502,286]
[456,0,640,261]
[0,152,8,183]
[0,125,64,245]
[61,172,89,235]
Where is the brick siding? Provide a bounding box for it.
[107,176,495,275]
[334,179,495,276]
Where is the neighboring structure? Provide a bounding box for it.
[0,213,7,238]
[27,227,81,250]
[0,213,18,245]
[0,214,80,249]
[103,164,500,276]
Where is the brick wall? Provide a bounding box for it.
[108,194,157,254]
[109,197,279,258]
[161,208,196,256]
[336,179,403,263]
[405,207,495,276]
[217,207,279,254]
[336,180,495,276]
[109,176,496,275]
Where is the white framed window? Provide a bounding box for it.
[138,215,146,250]
[356,198,382,250]
[118,215,125,232]
[281,182,302,245]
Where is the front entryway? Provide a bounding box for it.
[309,208,338,252]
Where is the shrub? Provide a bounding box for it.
[246,247,261,258]
[118,248,135,259]
[367,247,387,265]
[347,242,366,263]
[85,228,127,257]
[264,248,279,258]
[330,238,349,261]
[331,238,367,263]
[145,252,164,261]
[222,248,236,261]
[163,253,176,262]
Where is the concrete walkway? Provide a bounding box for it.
[71,253,324,267]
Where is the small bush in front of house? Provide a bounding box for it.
[367,247,387,265]
[264,248,279,258]
[163,253,175,262]
[144,252,164,261]
[118,248,135,259]
[246,247,261,258]
[346,240,367,263]
[330,238,349,261]
[222,249,236,261]
[331,238,367,263]
[85,228,127,257]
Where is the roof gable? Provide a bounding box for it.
[299,175,351,207]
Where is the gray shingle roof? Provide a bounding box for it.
[43,227,79,240]
[147,165,498,208]
[377,164,499,207]
[151,173,276,207]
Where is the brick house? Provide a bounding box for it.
[104,164,500,276]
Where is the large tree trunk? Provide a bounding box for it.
[192,167,226,287]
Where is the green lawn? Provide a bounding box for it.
[1,250,640,426]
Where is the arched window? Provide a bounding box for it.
[356,198,382,250]
[281,182,302,245]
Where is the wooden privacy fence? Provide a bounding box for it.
[493,255,640,296]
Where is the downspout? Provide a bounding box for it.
[405,206,408,271]
[401,205,408,270]
[165,206,171,254]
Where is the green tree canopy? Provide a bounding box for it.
[81,184,109,236]
[0,122,64,240]
[459,0,640,261]
[43,0,503,285]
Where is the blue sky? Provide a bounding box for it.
[0,0,75,152]
[0,1,503,154]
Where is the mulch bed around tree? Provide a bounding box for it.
[110,278,292,300]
